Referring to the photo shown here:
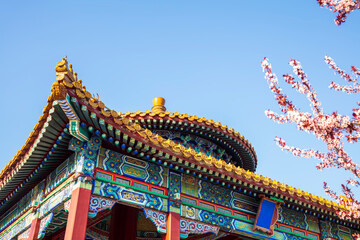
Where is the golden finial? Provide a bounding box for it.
[69,64,73,73]
[74,72,78,81]
[55,56,68,72]
[152,97,166,114]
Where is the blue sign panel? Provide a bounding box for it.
[253,197,280,235]
[256,199,276,229]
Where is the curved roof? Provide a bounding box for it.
[0,57,356,227]
[123,97,257,172]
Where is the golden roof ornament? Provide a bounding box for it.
[152,97,166,114]
[51,57,70,100]
[55,56,70,73]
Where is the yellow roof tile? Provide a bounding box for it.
[0,57,347,216]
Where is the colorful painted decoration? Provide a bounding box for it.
[45,154,76,195]
[88,196,115,218]
[185,206,196,219]
[278,206,319,233]
[169,172,181,208]
[143,208,220,238]
[0,212,32,240]
[58,96,89,141]
[319,220,355,240]
[17,228,30,240]
[182,179,259,214]
[69,136,102,176]
[199,210,233,229]
[232,220,286,240]
[180,218,219,237]
[1,63,360,240]
[37,213,54,239]
[39,182,74,218]
[82,136,102,176]
[143,208,168,234]
[99,149,165,186]
[68,137,85,152]
[58,96,78,121]
[95,181,164,210]
[0,192,33,233]
[199,180,232,207]
[152,130,232,162]
[64,199,71,212]
[44,211,69,236]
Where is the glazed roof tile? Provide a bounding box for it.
[125,110,257,171]
[0,58,350,217]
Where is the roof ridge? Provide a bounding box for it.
[61,68,341,211]
[0,57,346,215]
[122,110,256,157]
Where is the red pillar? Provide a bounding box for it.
[28,217,41,240]
[109,203,139,240]
[64,186,92,240]
[163,211,180,240]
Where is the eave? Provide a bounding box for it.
[127,114,256,171]
[0,57,358,228]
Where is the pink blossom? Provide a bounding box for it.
[318,0,360,25]
[262,57,360,224]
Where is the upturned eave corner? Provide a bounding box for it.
[0,57,77,193]
[51,57,76,101]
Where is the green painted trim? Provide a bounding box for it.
[182,201,253,224]
[37,212,54,239]
[0,209,31,237]
[96,177,169,199]
[69,120,89,142]
[270,196,284,203]
[79,181,92,190]
[274,227,318,240]
[40,176,72,204]
[0,175,75,237]
[180,233,188,238]
[220,204,258,216]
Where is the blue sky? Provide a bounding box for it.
[1,1,359,200]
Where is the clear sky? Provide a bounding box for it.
[1,1,359,200]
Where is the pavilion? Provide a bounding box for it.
[0,58,358,240]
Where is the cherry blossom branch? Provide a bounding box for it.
[324,182,360,220]
[261,58,297,113]
[317,0,360,25]
[262,57,360,223]
[325,56,360,94]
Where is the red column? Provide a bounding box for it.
[64,186,92,240]
[163,211,180,240]
[28,217,41,240]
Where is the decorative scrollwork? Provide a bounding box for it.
[143,208,167,233]
[180,218,219,236]
[88,196,115,218]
